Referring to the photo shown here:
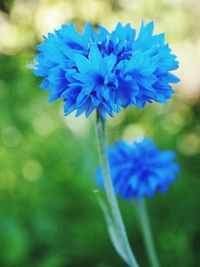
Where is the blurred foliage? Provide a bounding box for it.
[0,0,200,266]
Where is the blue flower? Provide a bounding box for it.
[96,139,180,199]
[34,22,179,119]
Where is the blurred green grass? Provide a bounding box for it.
[1,0,200,266]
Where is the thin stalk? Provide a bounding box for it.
[96,112,139,267]
[137,198,160,267]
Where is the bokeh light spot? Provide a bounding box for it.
[64,113,91,137]
[22,160,43,182]
[177,133,200,156]
[123,124,144,141]
[1,127,21,147]
[33,115,56,136]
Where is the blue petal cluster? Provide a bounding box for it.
[34,22,179,119]
[96,139,179,199]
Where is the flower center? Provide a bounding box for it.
[95,73,104,86]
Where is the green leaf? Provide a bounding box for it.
[96,193,130,265]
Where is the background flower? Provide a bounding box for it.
[34,21,179,119]
[96,139,180,199]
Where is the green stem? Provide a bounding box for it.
[96,112,139,267]
[137,198,160,267]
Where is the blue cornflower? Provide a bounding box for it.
[96,139,180,199]
[34,22,179,119]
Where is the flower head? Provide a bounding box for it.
[96,139,179,199]
[34,22,179,119]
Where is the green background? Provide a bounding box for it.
[0,0,200,266]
